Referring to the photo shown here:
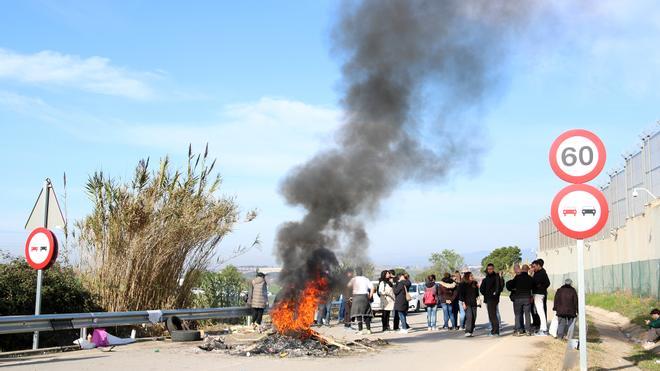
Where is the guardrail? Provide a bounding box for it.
[0,307,254,335]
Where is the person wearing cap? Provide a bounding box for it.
[247,271,268,327]
[553,278,578,340]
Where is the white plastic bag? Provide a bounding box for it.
[549,315,559,338]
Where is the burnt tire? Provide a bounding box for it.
[170,330,201,342]
[166,316,189,334]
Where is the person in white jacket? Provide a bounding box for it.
[378,270,395,332]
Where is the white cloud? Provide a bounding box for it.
[0,48,155,99]
[0,93,341,176]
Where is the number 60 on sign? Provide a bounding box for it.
[549,129,606,184]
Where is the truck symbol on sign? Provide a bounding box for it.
[582,207,597,216]
[563,208,577,216]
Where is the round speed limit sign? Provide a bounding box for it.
[549,129,606,183]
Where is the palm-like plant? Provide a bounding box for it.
[76,145,257,311]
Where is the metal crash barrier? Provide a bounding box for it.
[0,307,254,335]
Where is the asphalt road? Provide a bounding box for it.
[1,302,549,371]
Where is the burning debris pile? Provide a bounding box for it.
[198,331,388,358]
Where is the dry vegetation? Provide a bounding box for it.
[76,146,257,311]
[532,317,603,371]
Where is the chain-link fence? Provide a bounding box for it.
[548,259,660,299]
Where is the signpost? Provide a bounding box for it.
[24,178,64,350]
[549,130,608,371]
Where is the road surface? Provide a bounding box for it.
[1,302,548,371]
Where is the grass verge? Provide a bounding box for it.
[584,292,659,327]
[625,345,660,371]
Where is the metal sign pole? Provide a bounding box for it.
[576,239,587,371]
[32,179,50,350]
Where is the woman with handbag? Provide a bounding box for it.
[394,272,412,334]
[378,270,395,332]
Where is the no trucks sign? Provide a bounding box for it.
[550,183,609,240]
[24,227,58,270]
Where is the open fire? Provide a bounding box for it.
[271,277,328,336]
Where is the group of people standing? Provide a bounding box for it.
[343,268,414,335]
[336,259,566,338]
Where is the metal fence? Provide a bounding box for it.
[0,307,253,335]
[548,259,660,299]
[540,130,660,250]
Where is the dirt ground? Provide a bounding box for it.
[1,303,548,371]
[532,303,655,371]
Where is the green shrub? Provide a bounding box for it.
[0,253,102,351]
[195,265,247,308]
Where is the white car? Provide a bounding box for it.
[370,281,425,314]
[407,283,425,312]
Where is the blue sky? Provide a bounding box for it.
[1,1,660,267]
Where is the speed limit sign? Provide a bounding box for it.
[549,129,606,183]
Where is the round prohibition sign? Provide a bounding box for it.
[549,129,606,184]
[551,184,609,240]
[24,227,58,270]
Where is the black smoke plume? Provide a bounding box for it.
[275,0,546,298]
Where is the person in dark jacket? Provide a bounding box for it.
[480,264,504,336]
[389,269,400,331]
[394,273,412,334]
[531,259,551,336]
[553,278,578,340]
[458,271,480,337]
[439,273,458,330]
[507,264,534,335]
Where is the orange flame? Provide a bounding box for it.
[271,277,328,336]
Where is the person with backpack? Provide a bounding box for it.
[423,274,440,331]
[480,263,504,336]
[439,272,458,330]
[458,271,480,337]
[378,270,395,332]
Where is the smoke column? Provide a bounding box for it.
[275,0,546,297]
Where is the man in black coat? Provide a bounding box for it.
[480,263,504,336]
[553,278,578,339]
[531,259,551,336]
[506,264,534,335]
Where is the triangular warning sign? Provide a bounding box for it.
[25,182,66,230]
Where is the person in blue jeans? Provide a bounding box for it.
[453,271,466,329]
[394,272,412,334]
[423,274,440,331]
[439,273,458,329]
